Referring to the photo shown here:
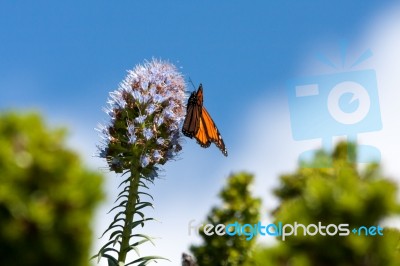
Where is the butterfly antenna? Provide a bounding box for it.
[188,77,197,90]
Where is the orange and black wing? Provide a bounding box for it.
[195,107,228,157]
[182,83,227,156]
[182,85,203,138]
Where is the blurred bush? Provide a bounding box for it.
[0,112,103,266]
[190,172,261,266]
[252,142,400,266]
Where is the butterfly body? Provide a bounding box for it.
[182,84,228,156]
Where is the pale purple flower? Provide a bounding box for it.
[140,155,150,168]
[103,107,114,118]
[156,138,165,145]
[163,106,176,119]
[169,123,179,131]
[142,94,150,104]
[128,134,137,144]
[96,123,109,137]
[153,150,162,162]
[153,94,164,103]
[131,90,142,102]
[97,146,108,158]
[155,116,164,127]
[135,115,147,124]
[127,124,135,135]
[146,104,157,115]
[149,86,156,95]
[143,128,153,140]
[97,58,186,172]
[141,81,149,90]
[109,91,126,109]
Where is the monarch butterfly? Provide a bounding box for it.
[182,84,228,156]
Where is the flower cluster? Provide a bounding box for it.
[97,59,186,174]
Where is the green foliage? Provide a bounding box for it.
[191,172,261,266]
[253,142,400,266]
[0,112,104,266]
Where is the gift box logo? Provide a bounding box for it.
[287,47,382,165]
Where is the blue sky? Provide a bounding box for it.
[1,1,392,116]
[2,1,400,265]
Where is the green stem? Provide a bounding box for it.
[118,170,140,264]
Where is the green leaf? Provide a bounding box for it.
[134,202,154,211]
[107,200,128,214]
[138,191,154,201]
[131,218,154,229]
[100,223,124,239]
[130,234,156,246]
[118,176,131,188]
[114,194,129,204]
[127,245,140,257]
[107,257,119,266]
[125,256,170,266]
[109,230,123,241]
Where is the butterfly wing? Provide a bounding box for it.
[194,112,211,148]
[182,84,228,156]
[182,86,203,138]
[195,107,228,156]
